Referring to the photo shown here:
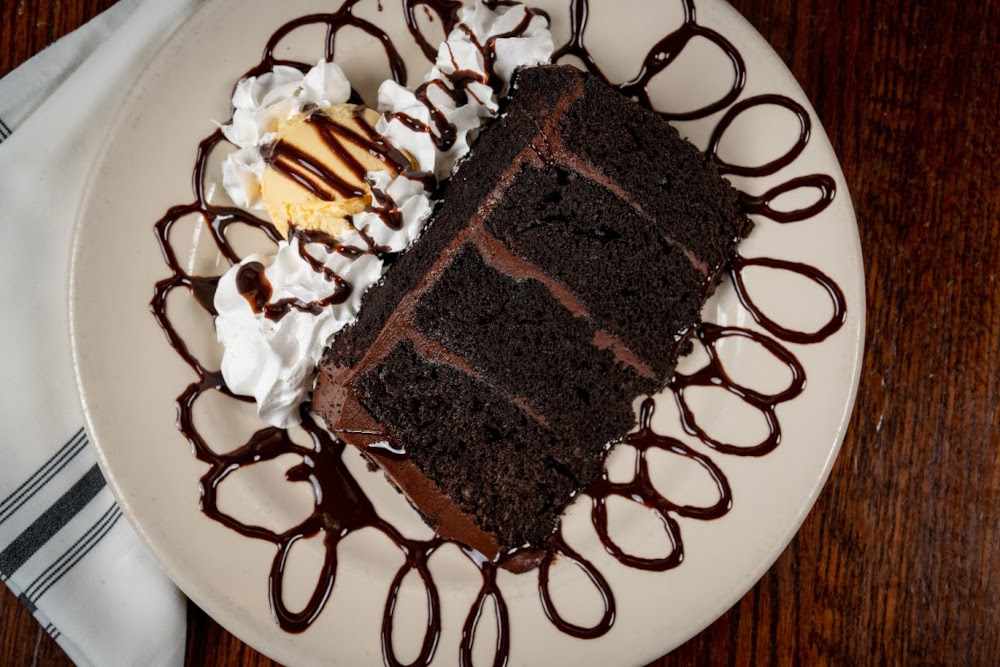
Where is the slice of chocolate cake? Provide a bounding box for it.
[313,65,750,565]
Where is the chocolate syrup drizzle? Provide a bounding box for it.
[554,0,745,121]
[265,105,412,202]
[386,3,536,152]
[149,1,848,664]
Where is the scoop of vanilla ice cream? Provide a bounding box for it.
[260,105,401,239]
[220,61,353,211]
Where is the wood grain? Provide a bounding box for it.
[0,0,119,75]
[2,0,998,664]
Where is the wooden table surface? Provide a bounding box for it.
[3,0,999,664]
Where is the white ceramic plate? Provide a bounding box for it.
[70,0,864,665]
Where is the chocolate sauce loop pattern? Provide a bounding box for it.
[149,1,849,665]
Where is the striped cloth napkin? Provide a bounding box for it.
[0,1,201,664]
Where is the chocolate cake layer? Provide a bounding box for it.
[484,166,707,378]
[554,68,750,273]
[414,244,651,447]
[313,65,749,562]
[354,340,580,548]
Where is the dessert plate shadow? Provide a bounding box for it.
[69,0,865,665]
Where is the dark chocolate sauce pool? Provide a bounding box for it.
[150,1,847,664]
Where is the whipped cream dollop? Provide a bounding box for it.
[215,233,382,428]
[377,1,553,179]
[214,1,554,427]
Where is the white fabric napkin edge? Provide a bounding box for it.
[0,1,204,665]
[0,0,142,129]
